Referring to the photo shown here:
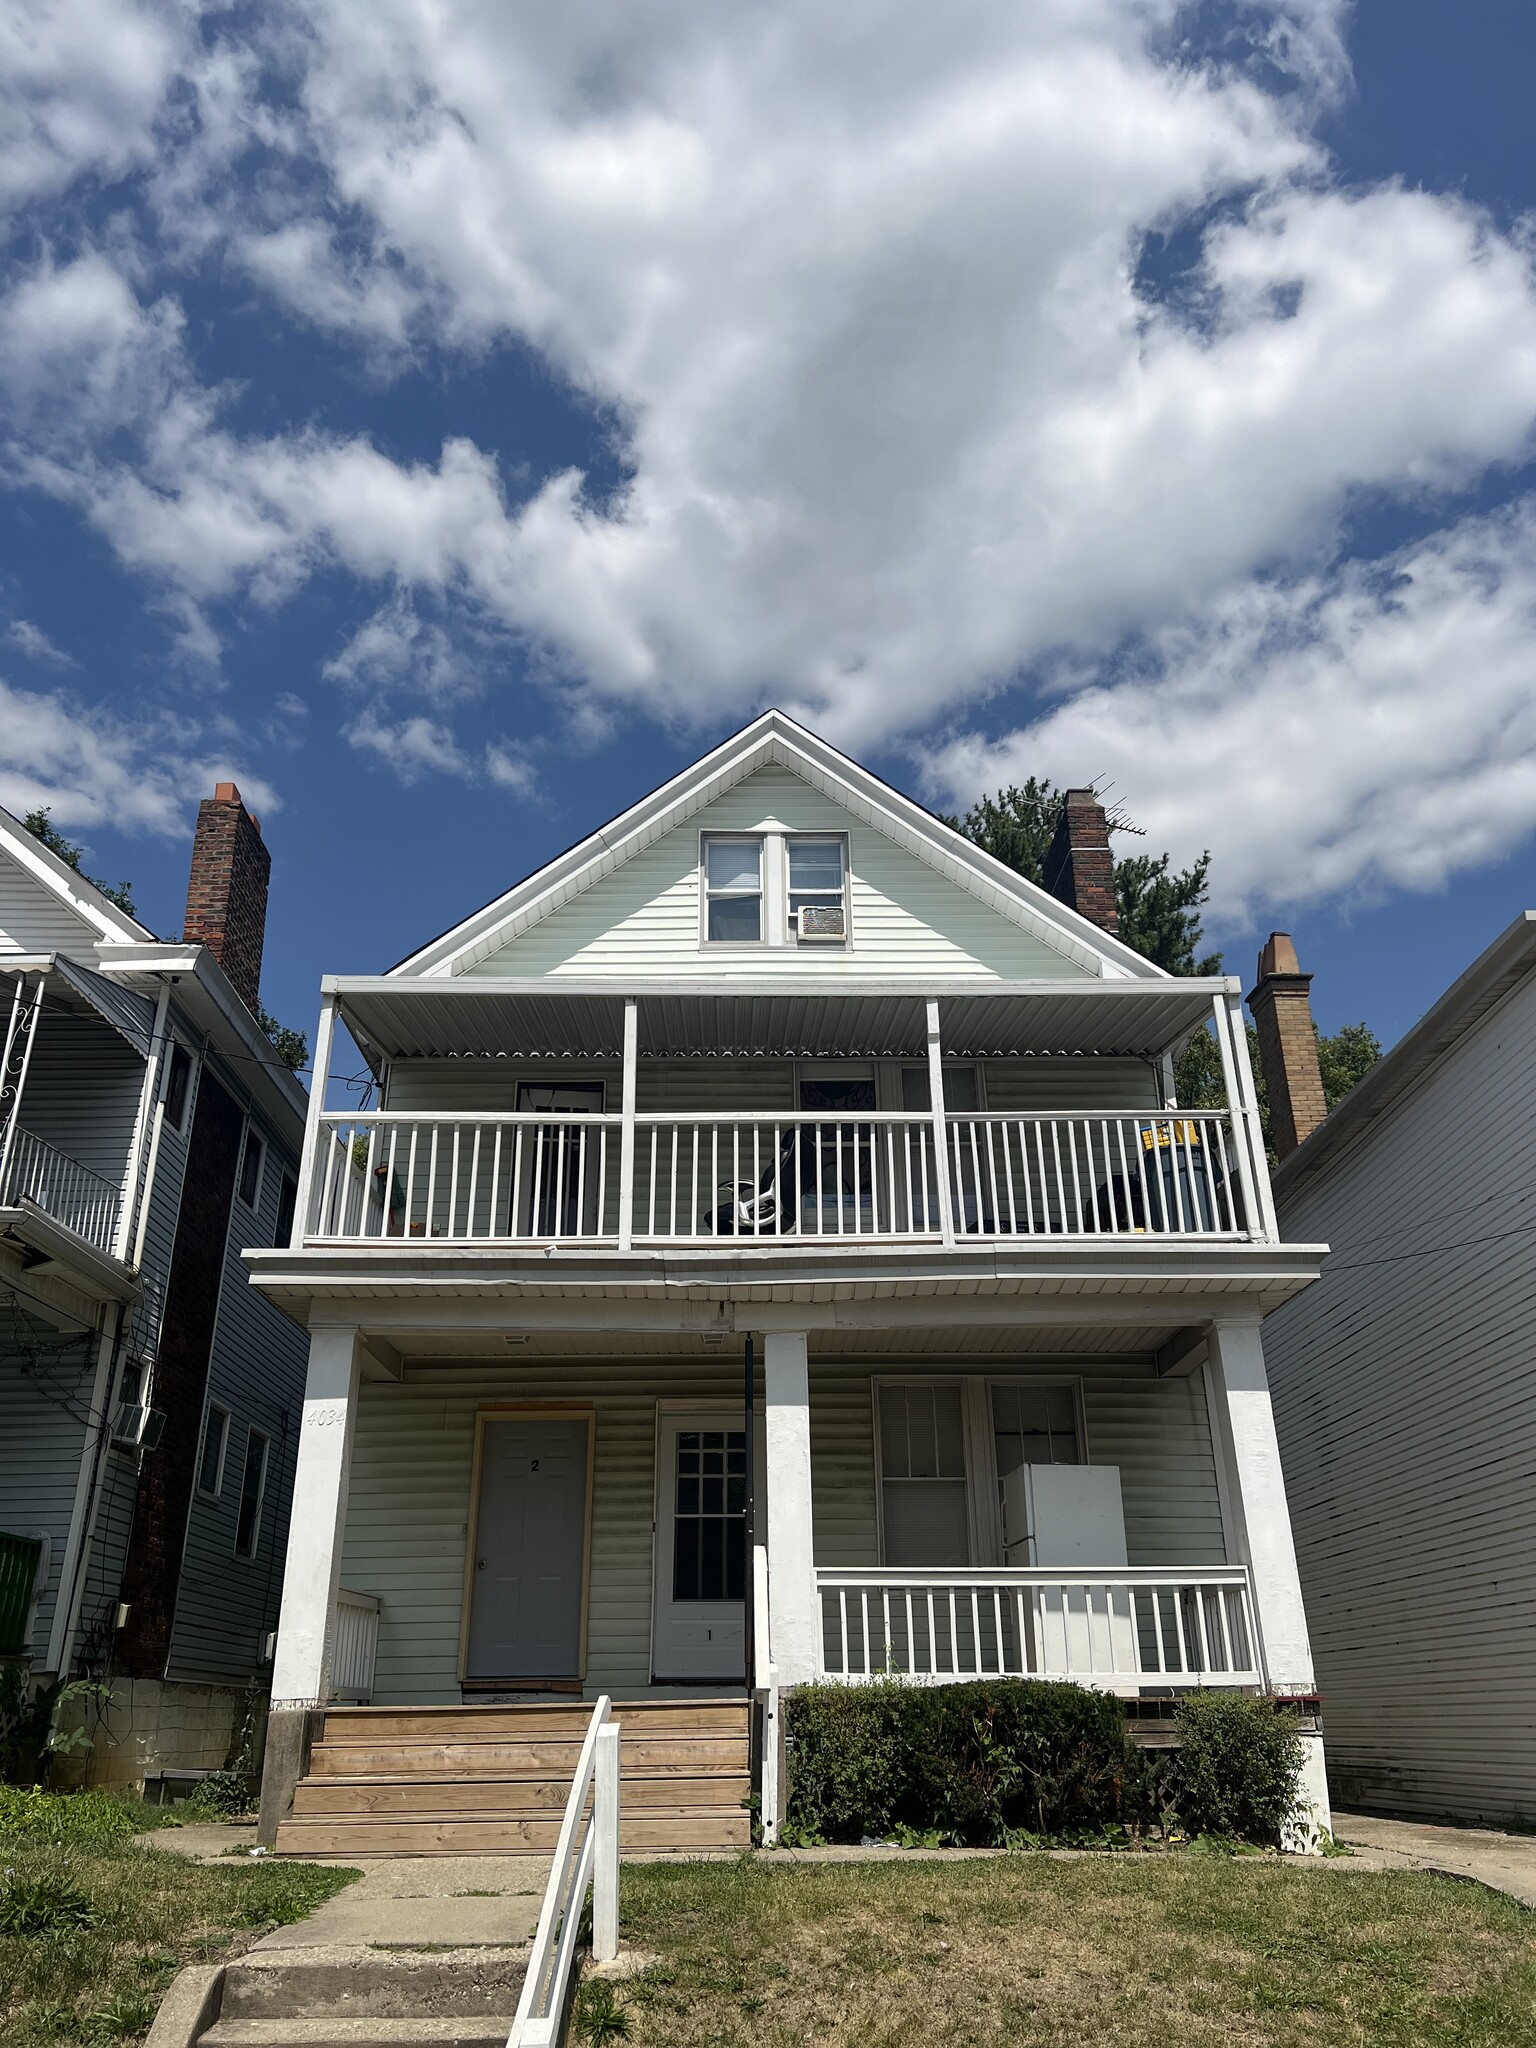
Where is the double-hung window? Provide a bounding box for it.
[198,1403,230,1497]
[238,1129,265,1209]
[234,1430,269,1559]
[786,837,845,938]
[703,836,764,942]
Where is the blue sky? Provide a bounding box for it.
[1,0,1534,1063]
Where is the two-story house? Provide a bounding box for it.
[250,713,1330,1854]
[0,786,309,1790]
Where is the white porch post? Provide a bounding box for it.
[763,1331,819,1686]
[1204,1318,1314,1694]
[617,998,638,1252]
[924,998,955,1247]
[291,990,338,1240]
[259,1323,362,1843]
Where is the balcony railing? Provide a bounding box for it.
[817,1567,1262,1690]
[0,1127,122,1256]
[302,1109,1257,1247]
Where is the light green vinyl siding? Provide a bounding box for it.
[342,1352,1224,1705]
[979,1060,1158,1111]
[466,767,1091,982]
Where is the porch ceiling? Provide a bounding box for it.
[333,978,1231,1068]
[376,1323,1182,1361]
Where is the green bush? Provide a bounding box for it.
[784,1680,1130,1845]
[1169,1693,1305,1846]
[181,1770,258,1820]
[0,1786,157,1846]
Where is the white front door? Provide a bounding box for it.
[652,1412,747,1682]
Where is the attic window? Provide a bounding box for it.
[787,836,846,940]
[703,836,764,943]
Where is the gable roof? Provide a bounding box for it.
[0,801,156,950]
[1273,910,1536,1204]
[391,710,1165,983]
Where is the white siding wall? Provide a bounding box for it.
[1268,968,1536,1820]
[0,1310,94,1658]
[0,851,101,955]
[466,767,1087,982]
[341,1350,1223,1703]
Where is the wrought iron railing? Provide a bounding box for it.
[1,1127,122,1255]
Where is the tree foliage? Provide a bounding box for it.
[255,1004,309,1076]
[1173,1016,1382,1154]
[21,809,137,918]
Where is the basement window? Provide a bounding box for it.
[234,1431,269,1559]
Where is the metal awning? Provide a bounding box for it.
[331,977,1234,1070]
[49,956,157,1058]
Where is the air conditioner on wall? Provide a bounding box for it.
[110,1403,166,1451]
[796,904,846,941]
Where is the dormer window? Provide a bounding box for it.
[703,835,764,943]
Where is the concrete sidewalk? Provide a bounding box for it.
[1333,1811,1536,1907]
[249,1856,547,1955]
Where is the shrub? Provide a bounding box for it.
[0,1868,95,1934]
[1169,1693,1304,1846]
[784,1680,1130,1845]
[0,1787,153,1847]
[181,1771,258,1820]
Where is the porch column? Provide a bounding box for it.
[1204,1318,1314,1694]
[763,1331,819,1687]
[257,1324,362,1844]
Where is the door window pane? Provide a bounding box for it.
[672,1428,746,1601]
[991,1381,1081,1480]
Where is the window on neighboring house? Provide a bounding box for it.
[274,1172,298,1246]
[238,1129,265,1209]
[876,1381,971,1568]
[234,1430,269,1558]
[787,836,846,938]
[164,1043,193,1130]
[703,835,764,942]
[198,1403,230,1497]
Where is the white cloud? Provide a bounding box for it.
[4,617,75,667]
[323,593,484,703]
[930,501,1536,916]
[0,677,277,834]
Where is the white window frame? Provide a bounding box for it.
[197,1401,230,1499]
[871,1374,1088,1568]
[233,1428,269,1561]
[700,832,767,947]
[785,832,851,947]
[238,1127,265,1211]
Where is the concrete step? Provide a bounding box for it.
[275,1810,750,1856]
[220,1951,528,2022]
[201,2020,514,2048]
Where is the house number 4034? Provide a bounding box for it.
[308,1404,347,1428]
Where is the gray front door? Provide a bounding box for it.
[466,1418,589,1680]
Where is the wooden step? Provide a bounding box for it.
[317,1701,748,1743]
[274,1810,750,1857]
[293,1772,750,1817]
[307,1735,747,1778]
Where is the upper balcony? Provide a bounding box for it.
[292,977,1278,1258]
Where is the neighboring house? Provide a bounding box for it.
[250,712,1331,1854]
[0,786,309,1790]
[1261,914,1536,1823]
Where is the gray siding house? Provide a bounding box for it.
[249,713,1333,1856]
[1263,913,1536,1822]
[0,787,309,1788]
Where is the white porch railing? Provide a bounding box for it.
[303,1109,1253,1246]
[817,1567,1262,1690]
[0,1127,122,1255]
[331,1588,380,1702]
[509,1697,620,2048]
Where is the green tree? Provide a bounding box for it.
[21,808,137,918]
[1174,1017,1382,1155]
[949,782,1218,975]
[255,1003,309,1076]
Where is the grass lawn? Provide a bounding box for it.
[608,1853,1536,2048]
[0,1799,356,2047]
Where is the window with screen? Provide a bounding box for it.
[877,1382,970,1567]
[234,1431,268,1558]
[703,836,764,942]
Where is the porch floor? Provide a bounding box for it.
[275,1700,752,1858]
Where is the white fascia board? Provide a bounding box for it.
[93,942,308,1136]
[0,802,154,946]
[0,955,60,974]
[322,973,1238,999]
[390,709,1163,984]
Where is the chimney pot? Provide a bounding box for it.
[1043,788,1119,935]
[183,783,271,1014]
[1248,930,1327,1159]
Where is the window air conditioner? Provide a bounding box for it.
[796,904,846,941]
[110,1403,167,1451]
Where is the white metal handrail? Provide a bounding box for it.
[817,1566,1262,1690]
[301,1107,1258,1247]
[0,1126,123,1255]
[331,1589,380,1702]
[508,1696,620,2048]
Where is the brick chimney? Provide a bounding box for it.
[1248,932,1327,1160]
[1043,788,1119,934]
[183,782,270,1014]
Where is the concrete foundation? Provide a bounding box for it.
[257,1706,318,1847]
